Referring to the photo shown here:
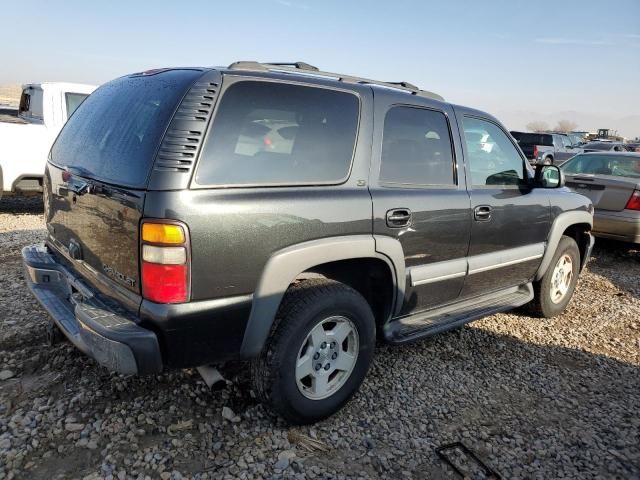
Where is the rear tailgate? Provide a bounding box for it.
[565,174,640,211]
[45,69,205,309]
[511,132,553,160]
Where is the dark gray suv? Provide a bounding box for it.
[23,62,595,424]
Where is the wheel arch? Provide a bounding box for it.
[239,235,404,357]
[535,211,593,281]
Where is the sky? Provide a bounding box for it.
[2,0,639,137]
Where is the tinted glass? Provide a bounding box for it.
[562,154,640,178]
[463,117,525,186]
[50,69,202,188]
[380,106,455,185]
[195,82,359,186]
[64,93,89,119]
[583,142,613,151]
[510,132,553,146]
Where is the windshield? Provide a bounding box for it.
[568,133,585,146]
[561,154,640,178]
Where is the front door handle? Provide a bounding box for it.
[386,208,412,228]
[474,205,492,221]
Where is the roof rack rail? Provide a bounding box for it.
[226,61,444,101]
[267,62,319,71]
[386,81,419,90]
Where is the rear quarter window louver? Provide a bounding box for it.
[152,72,221,179]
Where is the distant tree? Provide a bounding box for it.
[554,120,578,132]
[526,121,549,132]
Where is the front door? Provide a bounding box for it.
[456,112,551,298]
[370,92,471,315]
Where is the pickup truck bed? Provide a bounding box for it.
[0,108,27,124]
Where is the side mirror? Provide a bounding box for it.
[534,164,565,188]
[566,145,573,149]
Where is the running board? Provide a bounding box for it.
[384,283,533,344]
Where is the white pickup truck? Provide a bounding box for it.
[0,82,96,199]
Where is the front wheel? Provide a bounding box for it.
[527,235,580,318]
[251,279,375,424]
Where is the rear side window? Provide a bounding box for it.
[64,93,89,119]
[50,70,202,188]
[380,106,455,186]
[195,81,359,186]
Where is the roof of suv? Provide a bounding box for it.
[220,61,445,102]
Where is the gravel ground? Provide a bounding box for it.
[1,197,639,480]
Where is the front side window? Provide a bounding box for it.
[195,81,359,186]
[379,106,455,186]
[462,117,525,186]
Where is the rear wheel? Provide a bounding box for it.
[251,279,375,424]
[543,156,553,165]
[528,235,580,318]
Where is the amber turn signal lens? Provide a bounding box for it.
[141,223,185,244]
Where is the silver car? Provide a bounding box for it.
[561,152,640,243]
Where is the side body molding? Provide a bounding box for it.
[535,210,593,280]
[239,235,406,357]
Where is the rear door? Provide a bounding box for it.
[456,111,551,298]
[370,91,471,314]
[45,69,204,308]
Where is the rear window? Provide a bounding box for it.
[562,154,640,178]
[50,70,202,188]
[510,132,553,146]
[195,81,359,186]
[19,87,43,119]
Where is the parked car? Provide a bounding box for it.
[0,83,96,199]
[581,141,629,153]
[510,131,579,165]
[624,143,640,153]
[23,63,594,424]
[561,152,640,243]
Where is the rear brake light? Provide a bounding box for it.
[142,263,188,303]
[625,190,640,211]
[141,221,189,303]
[533,146,539,158]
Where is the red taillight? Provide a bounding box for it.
[533,146,539,158]
[625,190,640,211]
[141,263,188,303]
[141,221,189,304]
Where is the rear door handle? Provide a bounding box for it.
[386,208,412,228]
[474,205,492,221]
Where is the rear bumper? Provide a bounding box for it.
[23,244,163,375]
[593,210,640,244]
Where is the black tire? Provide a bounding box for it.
[250,278,375,424]
[528,235,580,318]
